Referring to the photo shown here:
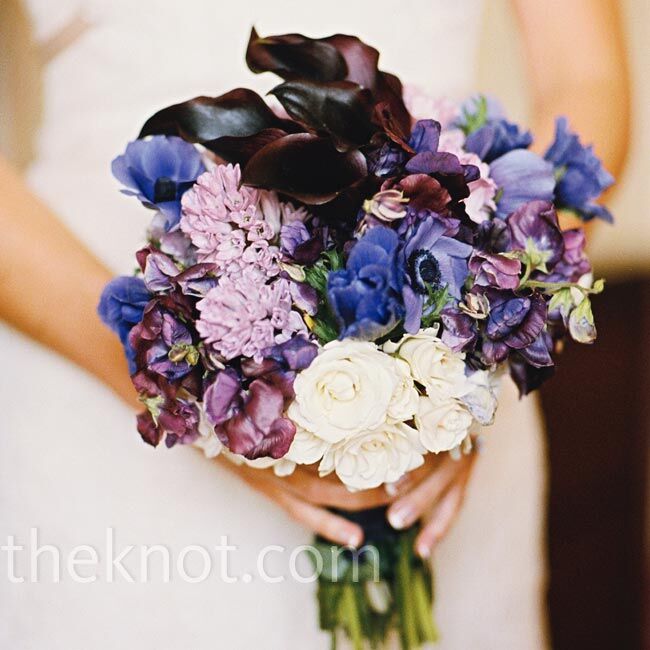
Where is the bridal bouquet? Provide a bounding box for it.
[99,28,612,649]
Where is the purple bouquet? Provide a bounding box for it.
[99,28,612,649]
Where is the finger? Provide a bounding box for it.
[414,480,466,559]
[217,458,364,546]
[387,453,473,530]
[281,468,394,511]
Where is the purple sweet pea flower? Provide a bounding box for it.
[481,289,549,366]
[327,226,405,340]
[507,200,565,270]
[112,135,205,230]
[137,248,217,297]
[465,119,532,163]
[280,222,323,264]
[468,251,521,290]
[440,306,478,352]
[98,276,151,373]
[489,150,555,219]
[203,336,318,460]
[408,119,441,154]
[546,228,591,283]
[509,340,555,396]
[544,117,614,222]
[400,216,472,332]
[129,298,199,381]
[131,371,202,448]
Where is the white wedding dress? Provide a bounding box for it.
[0,1,549,648]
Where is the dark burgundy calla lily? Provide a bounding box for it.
[139,88,299,145]
[269,80,375,149]
[241,133,367,204]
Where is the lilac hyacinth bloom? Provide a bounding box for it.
[327,226,405,340]
[544,117,614,221]
[98,276,151,373]
[465,119,532,163]
[507,200,565,271]
[400,217,472,332]
[490,150,555,219]
[196,270,304,363]
[112,136,205,229]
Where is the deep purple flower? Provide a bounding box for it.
[544,117,614,221]
[280,222,323,264]
[327,226,405,340]
[203,336,318,459]
[509,342,555,397]
[546,228,591,283]
[112,135,205,230]
[481,289,550,367]
[469,251,521,290]
[440,306,478,352]
[98,276,151,373]
[465,119,532,162]
[405,151,480,201]
[400,216,472,332]
[408,119,441,154]
[365,139,407,177]
[129,298,199,381]
[131,370,201,448]
[507,200,565,270]
[138,248,217,297]
[489,150,555,219]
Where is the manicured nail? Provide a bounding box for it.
[416,542,431,559]
[388,506,414,530]
[346,531,362,548]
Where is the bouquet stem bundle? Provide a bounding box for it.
[315,508,439,649]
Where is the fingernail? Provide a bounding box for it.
[416,542,431,559]
[385,475,410,497]
[388,506,414,530]
[345,531,362,548]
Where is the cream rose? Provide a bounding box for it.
[384,328,467,400]
[287,340,401,444]
[387,358,419,422]
[319,421,425,490]
[414,396,473,453]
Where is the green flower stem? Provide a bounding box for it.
[397,534,419,650]
[412,568,439,644]
[340,582,364,650]
[522,279,595,293]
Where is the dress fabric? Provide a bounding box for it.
[0,1,548,647]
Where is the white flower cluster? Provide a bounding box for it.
[285,329,499,490]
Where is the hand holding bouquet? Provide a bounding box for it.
[99,28,612,649]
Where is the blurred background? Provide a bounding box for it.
[1,0,648,647]
[479,2,649,648]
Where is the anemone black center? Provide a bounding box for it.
[153,177,178,203]
[408,249,442,294]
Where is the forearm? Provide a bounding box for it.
[514,0,630,180]
[0,155,137,407]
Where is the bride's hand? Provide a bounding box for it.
[386,450,477,559]
[216,458,395,547]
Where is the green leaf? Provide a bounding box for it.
[459,95,488,135]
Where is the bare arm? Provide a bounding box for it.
[514,0,630,179]
[0,155,138,406]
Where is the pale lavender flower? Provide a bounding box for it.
[196,269,305,362]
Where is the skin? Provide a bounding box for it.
[0,0,630,558]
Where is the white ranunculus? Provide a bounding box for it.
[222,449,297,477]
[457,369,500,426]
[319,421,425,491]
[387,358,420,422]
[287,340,401,444]
[284,428,330,466]
[414,396,473,453]
[384,328,467,400]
